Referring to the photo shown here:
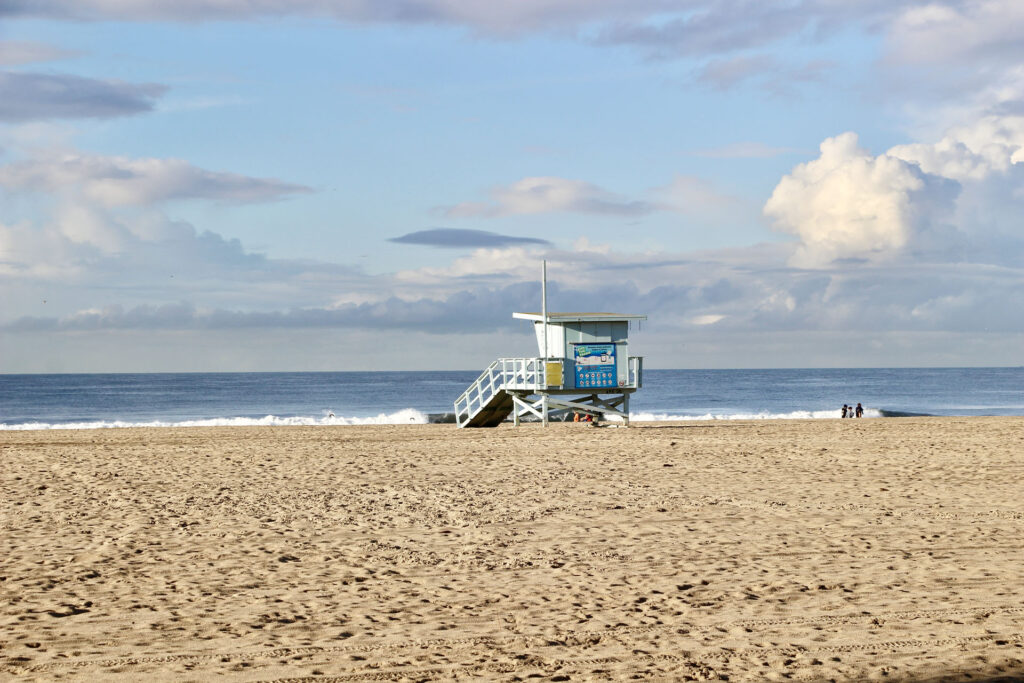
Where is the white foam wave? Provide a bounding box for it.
[0,408,430,431]
[630,408,883,421]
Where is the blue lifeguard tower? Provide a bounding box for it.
[454,264,646,427]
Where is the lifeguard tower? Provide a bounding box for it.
[454,264,646,427]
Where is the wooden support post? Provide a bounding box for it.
[512,394,544,426]
[542,394,549,427]
[623,393,630,427]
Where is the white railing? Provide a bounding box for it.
[454,358,545,427]
[629,356,643,388]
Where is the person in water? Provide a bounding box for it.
[855,403,864,418]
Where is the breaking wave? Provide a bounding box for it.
[629,408,884,421]
[0,408,432,430]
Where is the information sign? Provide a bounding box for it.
[574,343,617,389]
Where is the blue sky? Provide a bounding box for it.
[1,1,1022,372]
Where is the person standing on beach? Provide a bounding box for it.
[841,404,849,418]
[855,403,864,418]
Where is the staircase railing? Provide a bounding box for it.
[454,358,545,427]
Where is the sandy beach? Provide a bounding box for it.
[2,417,1023,681]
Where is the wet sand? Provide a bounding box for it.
[2,417,1024,681]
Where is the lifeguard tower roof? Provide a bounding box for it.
[513,312,647,323]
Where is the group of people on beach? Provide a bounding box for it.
[841,403,864,418]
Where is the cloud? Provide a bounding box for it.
[9,240,1023,339]
[0,152,311,206]
[765,113,1024,271]
[764,132,959,268]
[887,1,1024,70]
[593,2,903,59]
[888,115,1024,182]
[389,228,551,249]
[694,55,834,96]
[595,4,807,58]
[881,1,1024,121]
[3,1,1011,108]
[392,239,796,301]
[3,225,1023,374]
[691,313,726,325]
[0,1,899,52]
[0,207,264,280]
[885,115,1024,268]
[695,55,779,90]
[0,0,674,32]
[0,142,338,333]
[0,71,165,122]
[394,245,545,285]
[0,40,78,66]
[654,174,759,227]
[4,283,543,334]
[0,203,376,334]
[444,176,654,218]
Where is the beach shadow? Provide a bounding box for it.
[632,423,760,429]
[909,673,1024,683]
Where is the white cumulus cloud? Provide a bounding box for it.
[764,132,958,268]
[888,115,1024,181]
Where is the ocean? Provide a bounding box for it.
[0,368,1021,430]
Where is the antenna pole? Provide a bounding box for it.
[541,260,548,360]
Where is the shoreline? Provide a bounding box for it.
[2,409,1017,431]
[3,417,1024,680]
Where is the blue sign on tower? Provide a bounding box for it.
[574,343,616,389]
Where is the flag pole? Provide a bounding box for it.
[541,260,548,361]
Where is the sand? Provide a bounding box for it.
[2,417,1024,682]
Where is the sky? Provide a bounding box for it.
[0,0,1022,372]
